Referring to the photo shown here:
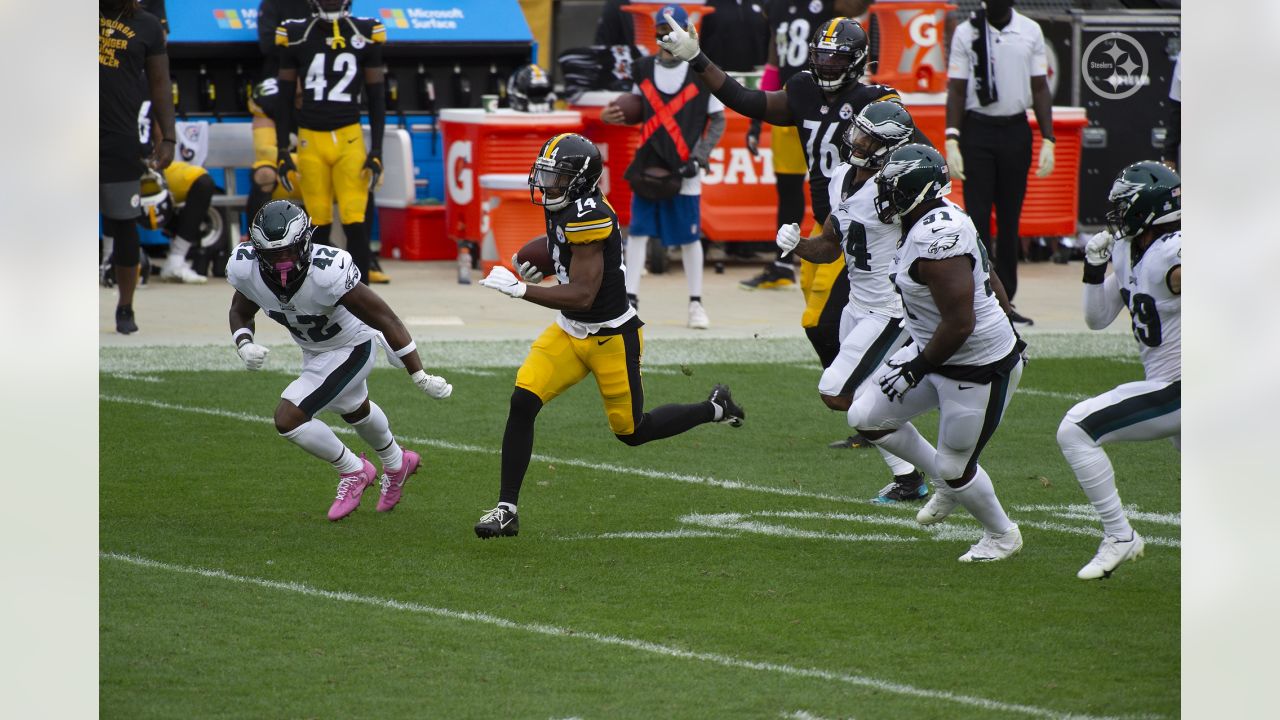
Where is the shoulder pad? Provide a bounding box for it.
[226,242,257,283]
[560,199,615,244]
[276,18,308,45]
[351,16,387,43]
[908,210,968,257]
[867,84,903,104]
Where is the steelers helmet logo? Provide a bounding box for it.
[130,194,141,208]
[838,103,854,120]
[352,34,366,49]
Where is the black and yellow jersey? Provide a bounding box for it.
[766,0,834,87]
[545,191,632,328]
[276,15,385,131]
[784,71,902,221]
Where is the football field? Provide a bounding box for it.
[100,339,1179,719]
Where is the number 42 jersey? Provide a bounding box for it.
[226,243,379,353]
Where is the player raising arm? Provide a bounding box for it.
[227,200,452,521]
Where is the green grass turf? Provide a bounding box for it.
[100,356,1179,719]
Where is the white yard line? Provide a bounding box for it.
[100,551,1139,720]
[1012,504,1181,527]
[104,372,165,383]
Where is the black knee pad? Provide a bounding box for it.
[509,387,543,422]
[615,414,653,446]
[775,173,806,227]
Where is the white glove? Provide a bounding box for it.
[237,342,270,371]
[944,138,965,181]
[1085,230,1115,266]
[511,253,544,283]
[479,265,527,298]
[656,12,701,62]
[775,223,801,258]
[412,370,453,399]
[1036,139,1055,178]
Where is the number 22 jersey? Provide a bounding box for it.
[226,243,378,353]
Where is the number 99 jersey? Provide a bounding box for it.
[226,242,379,353]
[276,15,386,131]
[1111,232,1181,382]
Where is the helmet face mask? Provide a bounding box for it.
[872,144,950,224]
[508,64,556,113]
[249,200,314,295]
[808,19,868,93]
[527,134,602,212]
[310,0,350,20]
[844,101,915,169]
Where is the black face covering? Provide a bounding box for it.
[985,0,1014,27]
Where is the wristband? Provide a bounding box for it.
[945,127,960,139]
[233,328,254,347]
[1042,135,1055,144]
[760,63,780,92]
[393,340,417,358]
[1082,262,1107,285]
[690,52,710,72]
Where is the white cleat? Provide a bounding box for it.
[687,300,710,329]
[1077,531,1145,580]
[958,524,1023,562]
[160,264,208,284]
[916,485,959,525]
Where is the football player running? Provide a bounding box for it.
[227,200,453,521]
[274,0,386,286]
[775,101,923,503]
[1057,162,1181,580]
[658,12,910,380]
[848,144,1027,562]
[474,134,745,539]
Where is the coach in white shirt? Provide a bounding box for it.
[944,0,1053,326]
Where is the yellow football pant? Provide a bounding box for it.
[297,123,368,226]
[516,323,644,436]
[800,220,847,328]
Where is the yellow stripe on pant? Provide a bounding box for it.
[515,323,645,436]
[296,123,369,226]
[770,124,808,175]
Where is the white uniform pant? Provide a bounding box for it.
[1062,379,1181,448]
[818,304,911,398]
[281,339,376,418]
[848,344,1023,481]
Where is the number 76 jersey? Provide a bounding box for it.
[226,242,379,353]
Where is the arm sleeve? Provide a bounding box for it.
[367,82,386,156]
[713,72,769,120]
[947,24,972,79]
[1083,273,1125,331]
[692,111,725,165]
[258,1,279,56]
[276,73,297,151]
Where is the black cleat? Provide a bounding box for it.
[708,384,745,427]
[829,433,875,450]
[475,506,519,539]
[115,306,138,335]
[738,262,796,290]
[872,471,929,504]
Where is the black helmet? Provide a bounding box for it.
[309,0,350,20]
[1106,161,1181,240]
[808,18,869,93]
[844,101,915,169]
[508,64,555,113]
[873,144,951,224]
[528,133,603,211]
[249,200,314,296]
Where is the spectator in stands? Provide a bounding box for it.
[945,0,1053,326]
[99,0,175,334]
[604,5,726,330]
[699,0,770,72]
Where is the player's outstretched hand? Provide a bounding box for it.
[775,223,801,258]
[1085,230,1115,266]
[511,253,544,283]
[412,370,452,399]
[657,12,700,61]
[479,265,527,298]
[237,342,270,371]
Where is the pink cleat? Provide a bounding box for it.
[376,449,421,512]
[328,455,377,521]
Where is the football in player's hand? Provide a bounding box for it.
[515,235,554,278]
[606,93,643,125]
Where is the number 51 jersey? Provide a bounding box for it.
[226,242,379,353]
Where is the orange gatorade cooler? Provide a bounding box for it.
[867,2,956,93]
[570,90,642,226]
[439,108,583,245]
[478,173,547,275]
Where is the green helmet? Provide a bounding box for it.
[873,144,950,224]
[249,200,314,296]
[1106,161,1181,239]
[844,100,915,169]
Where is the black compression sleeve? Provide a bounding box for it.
[276,78,296,152]
[367,82,386,156]
[711,69,768,120]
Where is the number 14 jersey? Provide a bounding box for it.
[227,243,378,353]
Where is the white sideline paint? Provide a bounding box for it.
[561,529,735,541]
[105,372,164,383]
[681,513,918,544]
[1012,504,1181,527]
[98,395,1181,548]
[101,551,1133,720]
[784,711,852,720]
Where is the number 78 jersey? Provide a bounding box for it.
[226,243,379,353]
[276,16,386,131]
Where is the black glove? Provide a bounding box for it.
[276,153,297,192]
[363,154,383,191]
[679,159,701,178]
[878,353,935,403]
[746,119,762,157]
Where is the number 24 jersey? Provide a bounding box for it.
[226,243,378,353]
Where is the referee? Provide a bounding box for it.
[945,0,1053,326]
